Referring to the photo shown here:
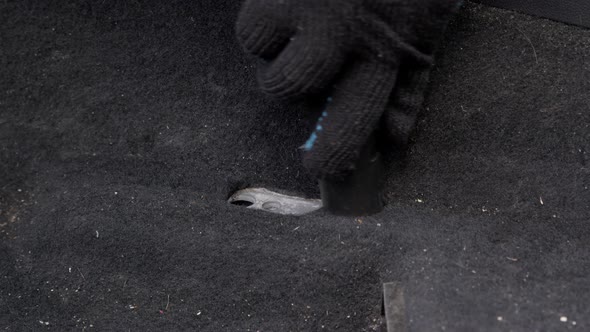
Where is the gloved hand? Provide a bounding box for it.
[236,0,461,179]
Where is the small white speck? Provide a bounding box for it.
[471,270,476,274]
[376,223,381,227]
[17,189,22,192]
[197,310,202,316]
[114,191,118,195]
[497,316,503,321]
[416,199,424,203]
[69,267,71,273]
[560,316,568,322]
[572,321,577,325]
[95,231,99,238]
[540,197,544,205]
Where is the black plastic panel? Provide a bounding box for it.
[474,0,590,28]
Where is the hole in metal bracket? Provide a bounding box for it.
[230,200,254,207]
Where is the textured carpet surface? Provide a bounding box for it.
[1,1,589,331]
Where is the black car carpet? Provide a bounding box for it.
[1,1,589,331]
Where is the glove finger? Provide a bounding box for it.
[236,0,294,59]
[383,65,432,147]
[258,33,344,99]
[302,60,398,179]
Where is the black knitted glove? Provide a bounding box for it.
[237,0,461,179]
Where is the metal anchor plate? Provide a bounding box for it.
[228,188,322,216]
